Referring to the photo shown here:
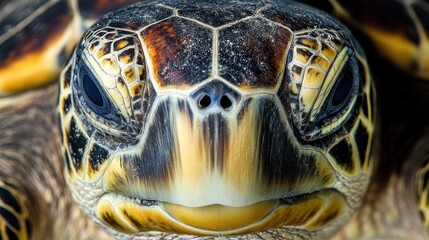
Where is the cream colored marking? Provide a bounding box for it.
[223,99,262,192]
[156,3,178,13]
[162,200,276,231]
[272,48,290,94]
[97,199,137,232]
[216,16,258,30]
[118,52,133,66]
[84,51,117,88]
[319,96,357,136]
[309,47,349,122]
[96,190,346,236]
[100,55,120,75]
[418,161,429,227]
[290,83,300,95]
[303,67,326,88]
[301,88,319,112]
[212,29,219,76]
[255,4,272,15]
[104,94,338,208]
[290,64,303,82]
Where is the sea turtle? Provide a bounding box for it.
[0,0,428,239]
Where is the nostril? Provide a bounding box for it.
[220,95,233,110]
[199,95,212,109]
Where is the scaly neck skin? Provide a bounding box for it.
[333,129,429,239]
[0,84,110,239]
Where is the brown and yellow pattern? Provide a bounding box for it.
[0,181,30,240]
[56,0,375,239]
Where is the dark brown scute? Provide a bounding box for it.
[141,18,212,88]
[218,18,291,89]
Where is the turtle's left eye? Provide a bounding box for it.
[294,47,361,141]
[323,57,358,118]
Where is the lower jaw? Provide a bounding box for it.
[95,189,345,236]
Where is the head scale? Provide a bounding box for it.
[58,0,375,238]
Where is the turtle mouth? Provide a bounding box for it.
[95,188,345,235]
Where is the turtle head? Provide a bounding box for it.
[58,0,375,238]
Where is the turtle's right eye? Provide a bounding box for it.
[82,73,104,107]
[77,63,115,118]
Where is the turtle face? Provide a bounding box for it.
[58,1,375,238]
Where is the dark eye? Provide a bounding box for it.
[82,73,104,107]
[324,53,359,117]
[332,63,354,107]
[77,64,112,116]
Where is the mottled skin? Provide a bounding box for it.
[301,1,429,238]
[0,0,428,240]
[0,85,112,239]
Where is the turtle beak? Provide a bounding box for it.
[103,93,336,206]
[99,93,343,234]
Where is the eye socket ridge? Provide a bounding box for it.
[319,49,359,121]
